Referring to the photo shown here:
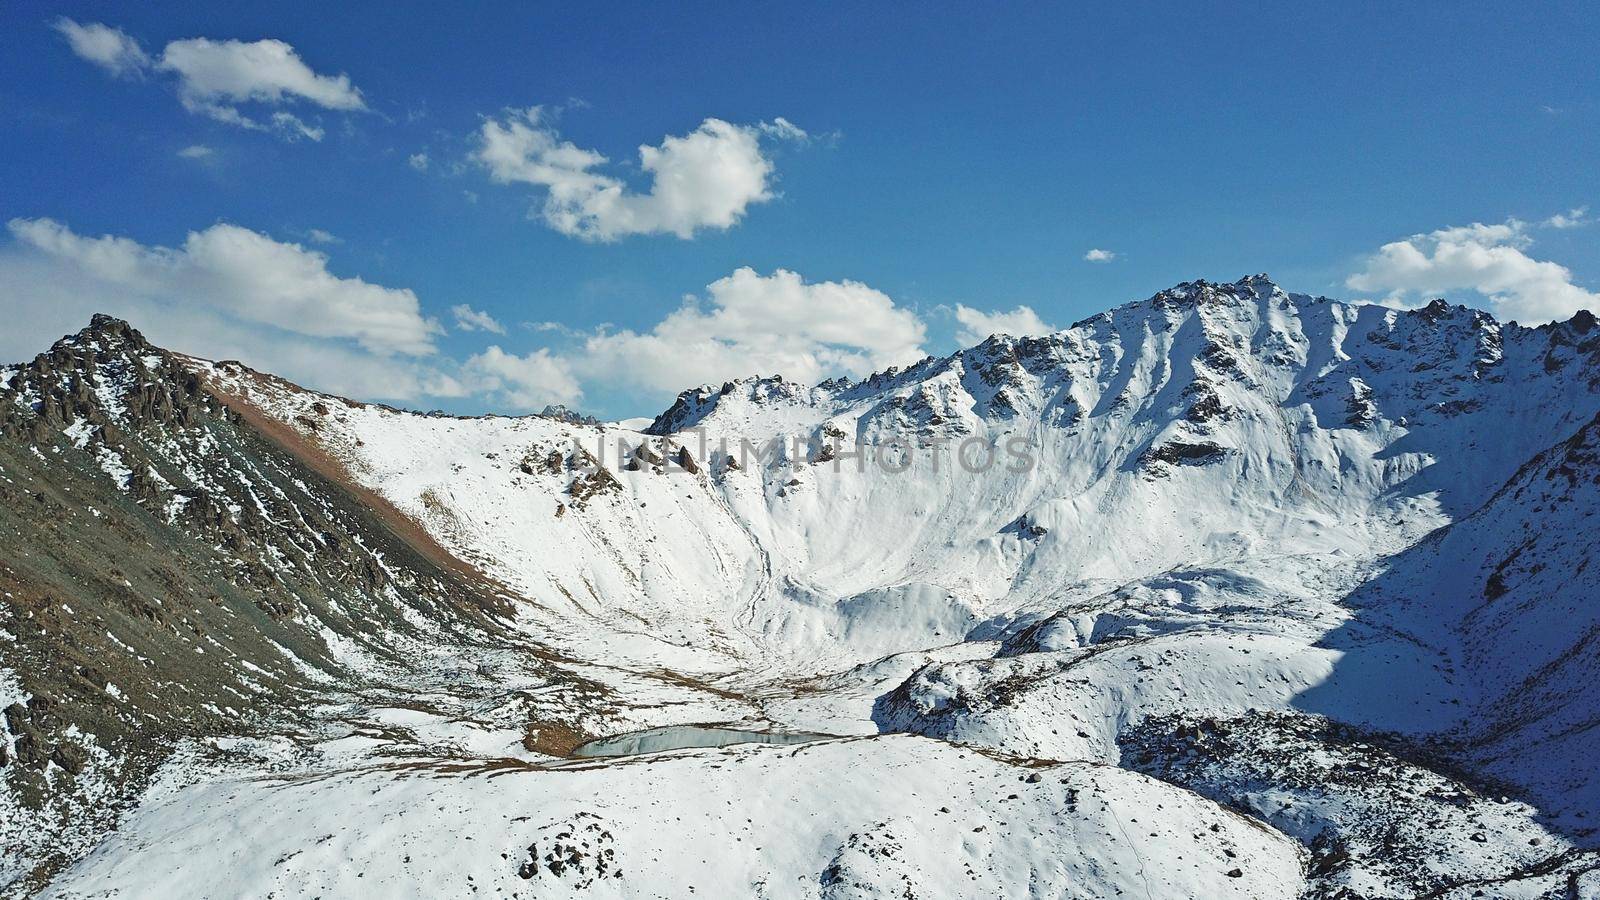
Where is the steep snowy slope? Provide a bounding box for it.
[652,279,1596,670]
[195,277,1600,684]
[9,276,1600,898]
[1330,404,1600,832]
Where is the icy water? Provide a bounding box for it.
[571,725,838,758]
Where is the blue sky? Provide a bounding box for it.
[2,2,1597,419]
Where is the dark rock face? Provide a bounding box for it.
[1182,380,1233,427]
[0,316,521,891]
[4,317,225,437]
[563,447,622,505]
[675,446,700,475]
[1140,440,1231,471]
[624,442,664,471]
[1344,379,1378,428]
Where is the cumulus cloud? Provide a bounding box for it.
[0,258,450,406]
[1083,248,1116,263]
[0,221,573,408]
[2,223,923,414]
[451,304,506,334]
[7,218,439,355]
[474,107,804,241]
[461,346,581,409]
[54,20,364,141]
[408,152,430,171]
[0,217,608,406]
[571,267,925,393]
[305,228,340,245]
[53,19,149,78]
[953,304,1053,345]
[158,36,364,125]
[1347,215,1599,324]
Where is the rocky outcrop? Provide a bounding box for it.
[1140,440,1231,471]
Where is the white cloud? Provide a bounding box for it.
[158,36,365,126]
[474,107,803,241]
[571,267,926,394]
[55,21,365,140]
[759,117,809,141]
[1083,248,1116,263]
[953,305,1053,345]
[1545,207,1589,229]
[0,256,446,405]
[2,221,926,415]
[0,218,598,409]
[305,229,340,245]
[270,111,325,142]
[1347,215,1599,324]
[451,304,506,335]
[176,144,214,159]
[53,19,149,78]
[7,218,439,355]
[462,346,581,409]
[408,152,430,171]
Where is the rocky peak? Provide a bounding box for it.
[641,277,1600,443]
[647,374,820,434]
[1,316,223,441]
[1411,297,1497,329]
[537,404,600,427]
[44,315,162,366]
[81,313,149,343]
[1147,275,1280,311]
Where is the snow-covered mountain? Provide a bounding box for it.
[4,276,1600,898]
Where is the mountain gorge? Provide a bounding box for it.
[3,277,1600,898]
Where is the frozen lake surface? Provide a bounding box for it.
[571,725,839,758]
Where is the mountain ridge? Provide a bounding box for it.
[6,276,1600,898]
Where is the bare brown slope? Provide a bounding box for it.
[196,364,499,590]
